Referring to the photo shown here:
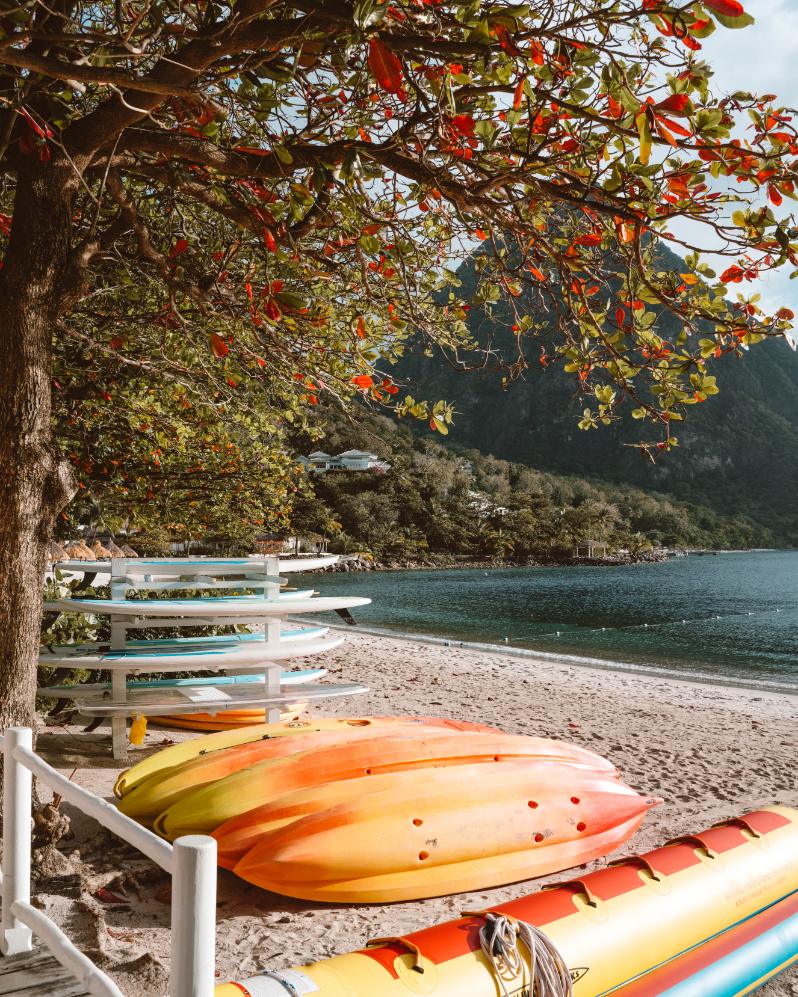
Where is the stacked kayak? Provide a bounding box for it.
[113,715,499,797]
[117,721,658,903]
[215,806,798,997]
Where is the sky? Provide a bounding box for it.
[698,0,798,316]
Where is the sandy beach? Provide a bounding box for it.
[34,629,798,995]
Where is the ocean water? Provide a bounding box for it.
[300,550,798,691]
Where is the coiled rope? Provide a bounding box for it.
[472,911,573,997]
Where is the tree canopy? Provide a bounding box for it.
[2,0,797,472]
[1,0,797,728]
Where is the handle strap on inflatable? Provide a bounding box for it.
[366,936,427,975]
[664,833,719,859]
[541,877,601,908]
[711,816,763,838]
[607,855,664,881]
[461,910,573,997]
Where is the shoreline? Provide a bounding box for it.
[293,617,798,698]
[322,546,792,573]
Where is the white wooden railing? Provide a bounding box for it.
[0,728,217,997]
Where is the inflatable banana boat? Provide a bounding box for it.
[215,806,798,997]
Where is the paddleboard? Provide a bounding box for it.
[53,555,338,575]
[69,680,368,717]
[50,626,329,655]
[38,669,328,699]
[43,595,370,618]
[37,636,344,672]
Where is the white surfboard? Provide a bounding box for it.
[69,680,368,717]
[37,635,345,672]
[43,595,370,618]
[52,625,329,655]
[52,555,338,575]
[37,668,328,699]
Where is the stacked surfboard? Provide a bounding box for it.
[41,556,370,756]
[115,716,660,903]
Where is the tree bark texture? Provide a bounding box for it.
[0,162,77,734]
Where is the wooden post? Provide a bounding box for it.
[2,728,33,956]
[170,836,217,997]
[264,557,282,724]
[109,558,128,760]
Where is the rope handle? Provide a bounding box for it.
[606,855,664,882]
[664,833,719,859]
[711,816,763,839]
[461,910,573,997]
[542,877,601,908]
[366,936,427,975]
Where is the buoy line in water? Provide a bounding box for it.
[501,605,786,643]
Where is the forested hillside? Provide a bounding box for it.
[289,410,774,566]
[399,246,798,544]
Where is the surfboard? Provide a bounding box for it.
[68,680,368,717]
[37,668,328,699]
[37,636,345,672]
[50,626,329,655]
[52,555,338,575]
[43,595,370,618]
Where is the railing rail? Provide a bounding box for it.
[0,728,216,997]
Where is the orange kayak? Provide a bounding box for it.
[149,707,307,731]
[213,761,640,871]
[153,732,617,839]
[115,714,497,798]
[120,721,504,823]
[231,763,659,902]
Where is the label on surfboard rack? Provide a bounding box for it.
[231,970,320,996]
[178,687,232,703]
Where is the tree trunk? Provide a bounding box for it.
[0,163,77,734]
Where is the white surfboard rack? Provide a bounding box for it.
[42,556,369,758]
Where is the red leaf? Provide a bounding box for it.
[513,77,526,110]
[351,374,374,389]
[263,228,277,252]
[720,265,744,284]
[703,0,745,15]
[450,114,476,137]
[654,94,692,116]
[171,238,188,257]
[494,24,522,57]
[768,185,783,206]
[356,316,366,338]
[210,334,229,358]
[368,38,404,94]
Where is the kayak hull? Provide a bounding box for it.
[153,732,617,839]
[223,764,657,900]
[114,716,500,798]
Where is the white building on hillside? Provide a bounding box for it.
[298,449,391,474]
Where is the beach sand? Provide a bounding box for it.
[34,629,798,995]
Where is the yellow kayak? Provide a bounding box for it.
[114,715,497,798]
